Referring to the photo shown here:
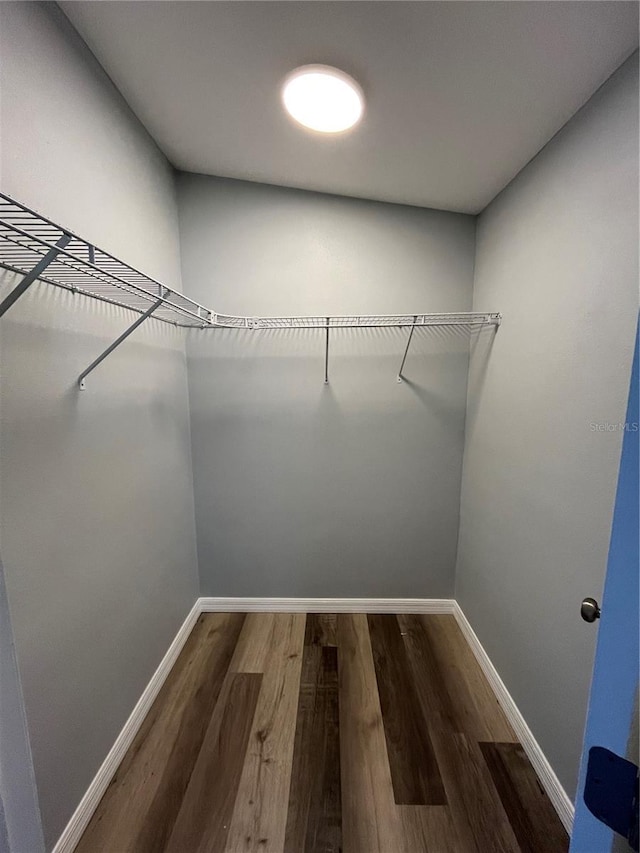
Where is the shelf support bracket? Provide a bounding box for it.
[0,233,72,318]
[324,317,330,384]
[397,315,417,381]
[78,293,166,389]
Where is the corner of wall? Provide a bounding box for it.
[172,171,201,599]
[453,211,480,601]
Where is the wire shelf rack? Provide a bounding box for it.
[0,193,501,332]
[0,193,213,327]
[214,312,502,329]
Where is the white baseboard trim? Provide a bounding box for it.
[52,600,201,853]
[54,595,573,851]
[198,596,455,613]
[53,596,450,851]
[453,602,575,834]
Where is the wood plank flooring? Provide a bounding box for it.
[76,613,569,853]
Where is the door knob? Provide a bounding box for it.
[581,597,601,623]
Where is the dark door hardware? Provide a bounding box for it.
[581,597,601,623]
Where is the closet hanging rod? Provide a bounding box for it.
[0,193,501,332]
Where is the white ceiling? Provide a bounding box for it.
[61,1,638,214]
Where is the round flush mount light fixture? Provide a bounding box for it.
[281,65,364,134]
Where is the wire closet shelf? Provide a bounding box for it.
[0,193,501,332]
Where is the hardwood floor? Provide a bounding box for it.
[76,613,569,853]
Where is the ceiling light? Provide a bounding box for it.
[282,65,364,134]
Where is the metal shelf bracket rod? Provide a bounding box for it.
[324,317,330,384]
[0,232,72,318]
[397,315,418,382]
[78,293,166,389]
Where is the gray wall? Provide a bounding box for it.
[177,174,476,597]
[455,53,639,800]
[0,555,44,853]
[0,3,198,848]
[0,2,182,286]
